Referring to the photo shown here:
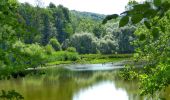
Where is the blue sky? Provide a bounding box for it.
[18,0,143,15]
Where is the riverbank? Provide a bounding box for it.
[46,54,132,66]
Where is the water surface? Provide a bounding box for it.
[0,63,169,100]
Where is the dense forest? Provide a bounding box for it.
[15,2,136,54]
[0,0,170,99]
[0,0,135,80]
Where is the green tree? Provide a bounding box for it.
[103,0,170,96]
[93,25,106,38]
[49,38,61,51]
[68,33,98,54]
[50,4,73,43]
[0,0,25,78]
[41,9,55,45]
[18,3,42,44]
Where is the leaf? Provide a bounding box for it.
[133,3,150,11]
[131,14,143,24]
[154,0,161,7]
[151,28,159,39]
[139,34,146,41]
[144,21,151,29]
[102,14,119,24]
[161,1,170,12]
[119,16,129,27]
[160,26,165,33]
[143,9,158,19]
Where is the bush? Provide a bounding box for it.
[64,33,98,54]
[13,41,46,68]
[47,51,79,62]
[49,38,61,51]
[44,44,54,55]
[98,38,118,54]
[63,33,119,54]
[66,47,77,52]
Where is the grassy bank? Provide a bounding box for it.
[79,54,132,64]
[46,53,132,66]
[46,51,79,66]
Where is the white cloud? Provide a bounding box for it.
[18,0,143,15]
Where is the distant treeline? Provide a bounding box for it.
[18,2,136,54]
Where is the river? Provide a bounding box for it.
[0,62,169,100]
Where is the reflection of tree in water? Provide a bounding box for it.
[113,79,145,100]
[1,68,168,100]
[160,86,170,100]
[113,76,169,100]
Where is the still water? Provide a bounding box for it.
[0,63,169,100]
[73,81,129,100]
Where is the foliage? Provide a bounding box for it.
[66,47,77,52]
[17,2,135,55]
[49,38,61,51]
[66,33,98,54]
[0,0,27,78]
[102,14,119,24]
[112,26,136,53]
[0,90,24,100]
[47,51,79,62]
[80,54,132,64]
[44,44,55,55]
[98,38,118,54]
[93,25,106,38]
[12,41,46,68]
[103,0,170,96]
[64,33,120,54]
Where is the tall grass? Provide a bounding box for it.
[78,54,132,64]
[81,54,132,59]
[47,51,80,62]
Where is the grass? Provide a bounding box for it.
[81,54,132,59]
[46,51,79,65]
[78,54,132,64]
[46,53,133,65]
[46,61,72,66]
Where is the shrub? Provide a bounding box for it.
[66,47,77,52]
[63,33,120,54]
[65,33,98,54]
[49,38,61,51]
[98,38,118,54]
[13,41,46,68]
[44,44,54,55]
[47,51,79,62]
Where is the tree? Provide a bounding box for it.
[18,3,41,44]
[48,2,56,8]
[67,33,98,54]
[112,26,136,53]
[0,0,25,78]
[41,9,54,45]
[103,0,170,96]
[49,38,61,51]
[51,5,73,43]
[93,25,106,38]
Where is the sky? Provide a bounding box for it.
[18,0,143,15]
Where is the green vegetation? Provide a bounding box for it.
[1,0,170,99]
[104,0,170,97]
[46,53,131,65]
[0,90,24,100]
[49,38,61,51]
[79,54,132,64]
[0,0,135,78]
[46,51,79,65]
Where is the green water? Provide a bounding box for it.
[0,65,169,100]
